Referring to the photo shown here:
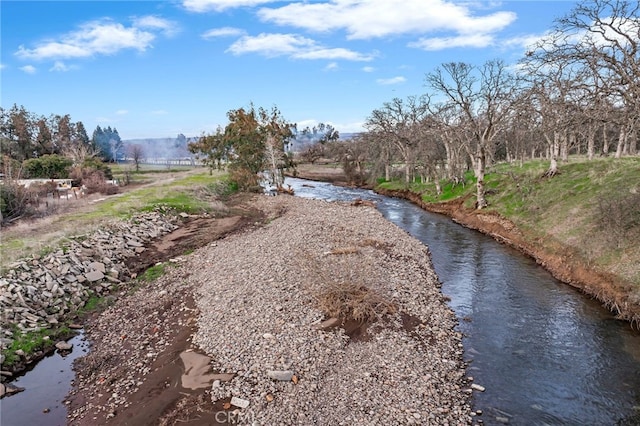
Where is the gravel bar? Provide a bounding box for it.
[191,196,472,425]
[67,195,472,425]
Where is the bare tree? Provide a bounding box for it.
[366,96,429,184]
[425,60,517,209]
[127,144,145,172]
[531,0,640,158]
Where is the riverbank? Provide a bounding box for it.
[293,163,640,328]
[66,195,473,425]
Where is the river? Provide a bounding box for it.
[286,177,640,426]
[2,179,639,425]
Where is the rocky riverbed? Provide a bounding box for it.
[62,194,473,425]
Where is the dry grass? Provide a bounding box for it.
[314,281,397,323]
[302,246,397,324]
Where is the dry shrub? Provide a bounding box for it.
[302,251,396,324]
[77,170,119,195]
[0,182,37,223]
[315,281,397,323]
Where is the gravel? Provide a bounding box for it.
[67,195,472,425]
[190,196,472,425]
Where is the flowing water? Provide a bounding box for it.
[287,177,640,426]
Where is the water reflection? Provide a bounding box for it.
[286,177,640,425]
[1,331,88,426]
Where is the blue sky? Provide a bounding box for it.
[1,0,577,140]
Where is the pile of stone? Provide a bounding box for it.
[0,210,181,355]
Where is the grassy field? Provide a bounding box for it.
[0,166,232,269]
[378,157,640,288]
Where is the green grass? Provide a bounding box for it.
[375,156,640,286]
[139,263,167,282]
[78,293,104,313]
[0,168,228,270]
[377,170,476,203]
[67,169,226,220]
[2,325,73,367]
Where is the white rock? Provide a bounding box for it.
[230,396,250,409]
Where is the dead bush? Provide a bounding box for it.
[0,182,37,224]
[314,281,397,323]
[75,169,119,195]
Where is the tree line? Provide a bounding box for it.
[313,0,639,208]
[0,104,123,177]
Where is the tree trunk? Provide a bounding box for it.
[560,132,569,162]
[602,123,609,155]
[543,133,559,176]
[614,126,626,158]
[587,124,595,160]
[475,143,487,209]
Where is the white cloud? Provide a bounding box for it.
[324,62,339,71]
[409,33,494,50]
[362,66,375,72]
[49,61,74,72]
[294,47,374,61]
[0,63,7,70]
[376,76,406,85]
[183,0,273,13]
[20,65,37,74]
[15,18,157,61]
[116,109,129,115]
[133,16,180,37]
[227,33,374,61]
[228,33,315,56]
[202,27,246,39]
[257,0,516,40]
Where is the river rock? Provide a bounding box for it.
[0,210,182,371]
[230,396,250,408]
[85,270,105,282]
[266,370,295,381]
[55,341,73,351]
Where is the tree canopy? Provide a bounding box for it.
[189,104,294,190]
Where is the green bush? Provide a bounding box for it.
[23,154,72,179]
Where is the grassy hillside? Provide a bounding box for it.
[378,157,640,290]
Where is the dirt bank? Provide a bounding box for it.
[375,188,640,327]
